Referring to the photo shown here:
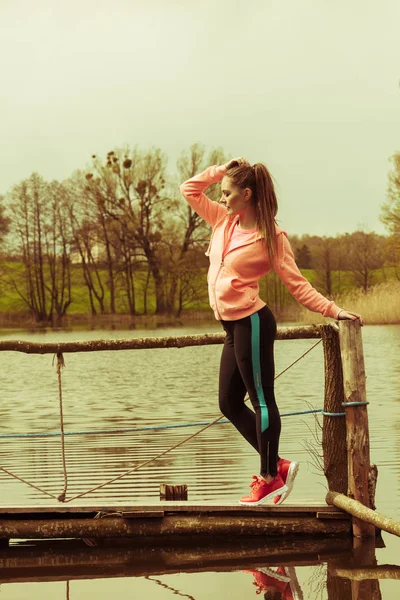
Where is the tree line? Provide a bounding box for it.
[0,145,399,325]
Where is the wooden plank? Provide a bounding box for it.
[120,511,164,519]
[0,502,344,515]
[0,515,352,539]
[317,511,350,520]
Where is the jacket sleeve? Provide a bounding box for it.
[179,165,228,227]
[273,232,342,319]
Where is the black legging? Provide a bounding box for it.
[219,305,281,477]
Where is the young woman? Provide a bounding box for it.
[180,157,363,506]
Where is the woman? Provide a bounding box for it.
[180,157,363,505]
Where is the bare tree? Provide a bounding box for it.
[7,174,72,324]
[176,249,209,316]
[82,148,171,314]
[347,231,384,292]
[65,175,107,315]
[45,182,73,324]
[381,152,400,235]
[172,143,227,315]
[383,234,400,280]
[79,144,227,316]
[0,195,10,246]
[381,152,400,279]
[310,236,338,296]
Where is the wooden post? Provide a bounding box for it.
[160,484,188,501]
[321,324,348,494]
[350,537,382,600]
[327,569,352,600]
[338,321,375,538]
[327,538,382,600]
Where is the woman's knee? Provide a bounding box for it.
[219,393,243,421]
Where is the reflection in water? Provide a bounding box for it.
[244,566,304,599]
[0,535,397,600]
[0,538,393,600]
[145,575,196,600]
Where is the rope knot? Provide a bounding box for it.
[52,352,65,371]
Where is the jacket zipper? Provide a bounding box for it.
[213,259,225,320]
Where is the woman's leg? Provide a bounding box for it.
[233,306,281,478]
[218,321,259,452]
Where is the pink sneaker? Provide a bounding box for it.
[242,567,291,595]
[239,474,288,506]
[273,458,299,505]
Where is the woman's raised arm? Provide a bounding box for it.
[180,165,228,227]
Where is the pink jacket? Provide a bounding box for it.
[180,165,342,321]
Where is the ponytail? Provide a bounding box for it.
[226,162,279,264]
[253,163,278,265]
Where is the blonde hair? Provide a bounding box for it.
[226,162,278,264]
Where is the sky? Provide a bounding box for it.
[1,0,399,236]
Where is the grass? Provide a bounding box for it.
[296,280,400,325]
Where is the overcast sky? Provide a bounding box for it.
[1,0,399,236]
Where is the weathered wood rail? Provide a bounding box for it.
[0,324,322,354]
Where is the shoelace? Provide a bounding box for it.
[249,475,264,488]
[252,580,264,594]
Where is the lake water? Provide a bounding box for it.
[0,322,399,599]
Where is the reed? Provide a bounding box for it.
[297,281,400,325]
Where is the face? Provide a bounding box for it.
[220,176,252,216]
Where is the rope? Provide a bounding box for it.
[64,413,228,502]
[0,465,59,500]
[63,339,325,503]
[52,353,68,502]
[0,408,329,439]
[274,338,322,380]
[145,576,196,600]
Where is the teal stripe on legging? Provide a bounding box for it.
[250,312,269,432]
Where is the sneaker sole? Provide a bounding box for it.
[239,484,288,506]
[256,567,291,583]
[275,462,299,505]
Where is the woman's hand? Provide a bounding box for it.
[225,157,250,170]
[338,309,364,326]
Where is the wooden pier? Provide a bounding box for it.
[0,502,351,542]
[1,320,398,546]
